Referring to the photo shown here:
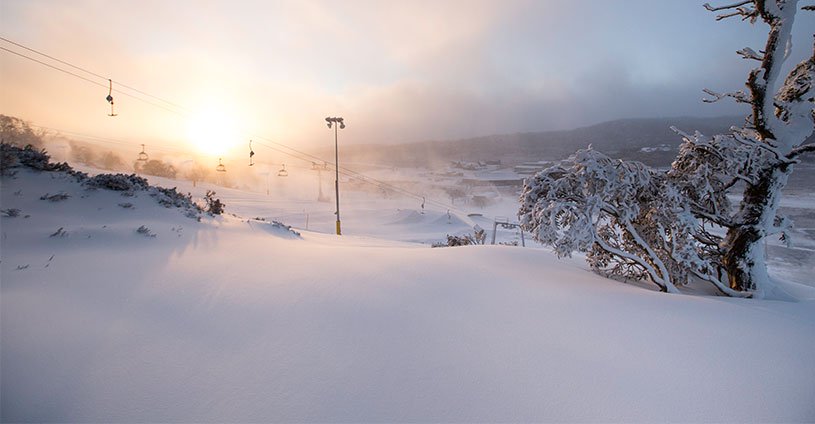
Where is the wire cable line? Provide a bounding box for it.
[0,36,189,113]
[1,39,488,218]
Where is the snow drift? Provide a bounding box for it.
[2,152,815,422]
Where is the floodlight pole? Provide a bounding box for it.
[326,116,345,235]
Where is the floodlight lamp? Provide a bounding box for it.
[327,122,332,128]
[325,117,331,122]
[340,122,346,129]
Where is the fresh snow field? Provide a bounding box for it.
[2,165,815,422]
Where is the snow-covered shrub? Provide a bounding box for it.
[50,227,67,238]
[136,225,156,238]
[270,220,301,237]
[203,190,225,215]
[151,187,191,208]
[433,227,486,247]
[1,208,21,217]
[85,173,149,192]
[0,114,45,149]
[1,143,71,173]
[519,148,745,296]
[40,192,70,202]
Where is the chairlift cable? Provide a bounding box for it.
[0,36,189,112]
[2,42,487,220]
[0,46,185,116]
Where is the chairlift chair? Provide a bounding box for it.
[216,158,227,173]
[106,79,117,116]
[277,164,288,177]
[249,140,255,166]
[137,144,149,162]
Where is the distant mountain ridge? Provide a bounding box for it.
[333,115,813,168]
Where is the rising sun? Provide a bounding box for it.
[185,107,242,156]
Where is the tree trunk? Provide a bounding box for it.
[722,162,792,293]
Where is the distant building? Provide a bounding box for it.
[513,160,554,175]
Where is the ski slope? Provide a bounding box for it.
[2,166,815,422]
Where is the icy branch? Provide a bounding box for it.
[703,0,752,11]
[690,269,753,297]
[704,0,759,21]
[702,88,750,103]
[737,47,764,61]
[690,204,737,228]
[788,143,815,158]
[594,234,678,293]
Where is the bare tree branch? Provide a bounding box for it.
[704,1,759,21]
[737,47,764,61]
[788,143,815,159]
[703,0,752,11]
[702,88,750,103]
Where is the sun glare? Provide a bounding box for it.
[186,108,242,157]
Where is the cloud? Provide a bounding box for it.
[1,0,812,151]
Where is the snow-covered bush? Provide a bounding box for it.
[1,142,202,220]
[0,114,45,149]
[1,143,71,173]
[1,208,21,217]
[152,187,196,209]
[269,220,301,237]
[136,225,156,238]
[433,227,487,248]
[40,192,70,202]
[85,173,149,191]
[521,149,674,293]
[519,148,746,296]
[204,190,225,215]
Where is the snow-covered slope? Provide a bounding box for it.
[2,165,815,422]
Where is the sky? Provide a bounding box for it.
[1,0,813,158]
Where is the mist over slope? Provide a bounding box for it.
[334,115,814,168]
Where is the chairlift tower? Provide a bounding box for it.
[312,161,329,202]
[491,216,526,247]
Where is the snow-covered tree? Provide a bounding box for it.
[673,0,814,297]
[519,148,747,296]
[520,1,812,298]
[0,115,45,149]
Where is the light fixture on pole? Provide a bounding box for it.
[325,116,345,235]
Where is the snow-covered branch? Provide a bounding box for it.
[701,88,750,104]
[704,0,758,21]
[737,47,764,61]
[788,143,815,158]
[703,0,752,11]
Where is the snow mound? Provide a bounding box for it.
[248,218,302,239]
[430,211,468,226]
[385,209,425,225]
